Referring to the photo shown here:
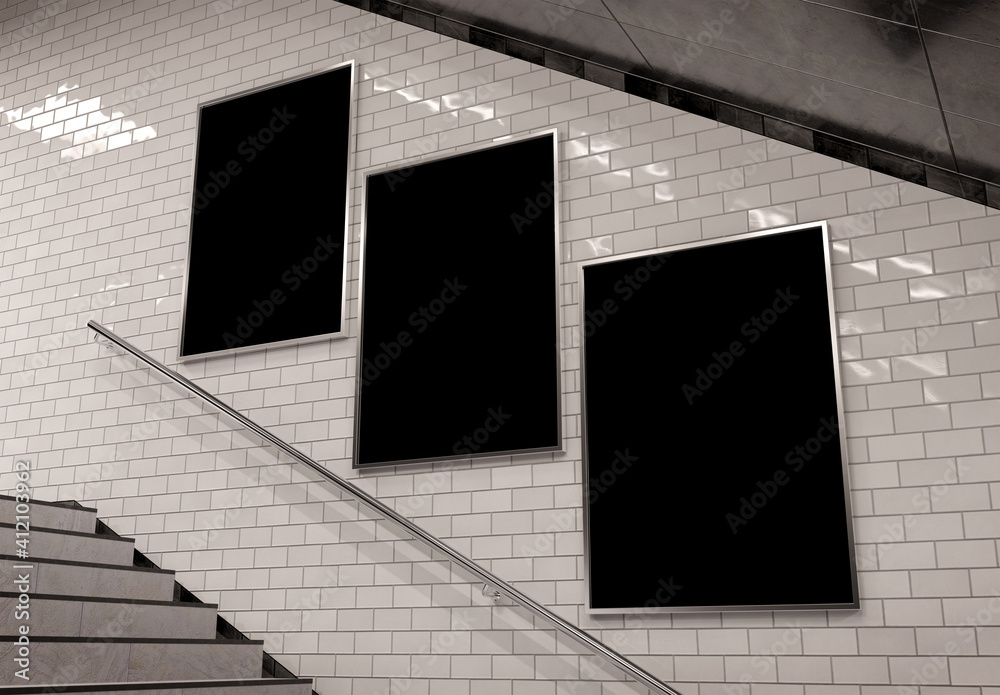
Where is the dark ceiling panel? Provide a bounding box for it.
[538,0,614,20]
[375,0,998,205]
[624,23,956,171]
[602,0,938,107]
[922,31,1000,127]
[399,0,652,74]
[944,113,1000,185]
[917,0,1000,47]
[801,0,916,24]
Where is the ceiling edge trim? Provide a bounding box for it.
[340,0,1000,210]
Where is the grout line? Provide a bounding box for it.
[596,0,661,80]
[907,0,962,178]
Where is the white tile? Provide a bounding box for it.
[3,4,1000,689]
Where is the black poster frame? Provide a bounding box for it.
[179,61,355,360]
[354,130,563,469]
[580,222,859,613]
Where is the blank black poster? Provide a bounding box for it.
[356,132,560,468]
[180,63,352,358]
[582,226,856,611]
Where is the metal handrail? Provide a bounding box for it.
[87,320,681,695]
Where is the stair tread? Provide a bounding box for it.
[0,591,218,608]
[0,522,134,543]
[0,501,310,691]
[0,678,312,694]
[0,554,173,573]
[0,494,98,514]
[0,637,263,644]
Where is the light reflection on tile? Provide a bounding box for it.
[562,139,589,159]
[839,309,884,335]
[909,275,966,300]
[98,120,123,138]
[60,145,84,162]
[840,336,863,360]
[892,353,949,379]
[635,162,673,183]
[462,104,494,122]
[394,86,424,103]
[880,253,934,280]
[88,110,111,126]
[841,357,892,385]
[749,204,795,230]
[373,75,405,92]
[442,91,477,112]
[654,181,684,202]
[84,140,109,157]
[831,239,852,261]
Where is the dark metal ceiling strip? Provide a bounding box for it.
[336,0,998,210]
[907,0,963,180]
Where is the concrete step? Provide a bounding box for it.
[0,495,97,534]
[0,523,135,565]
[0,638,265,685]
[0,592,218,639]
[0,678,313,695]
[0,555,175,602]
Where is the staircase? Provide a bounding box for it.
[0,495,314,695]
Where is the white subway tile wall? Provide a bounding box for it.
[2,1,1000,694]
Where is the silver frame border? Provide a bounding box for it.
[177,59,357,362]
[353,128,564,470]
[578,220,860,614]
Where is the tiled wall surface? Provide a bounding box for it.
[2,0,1000,694]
